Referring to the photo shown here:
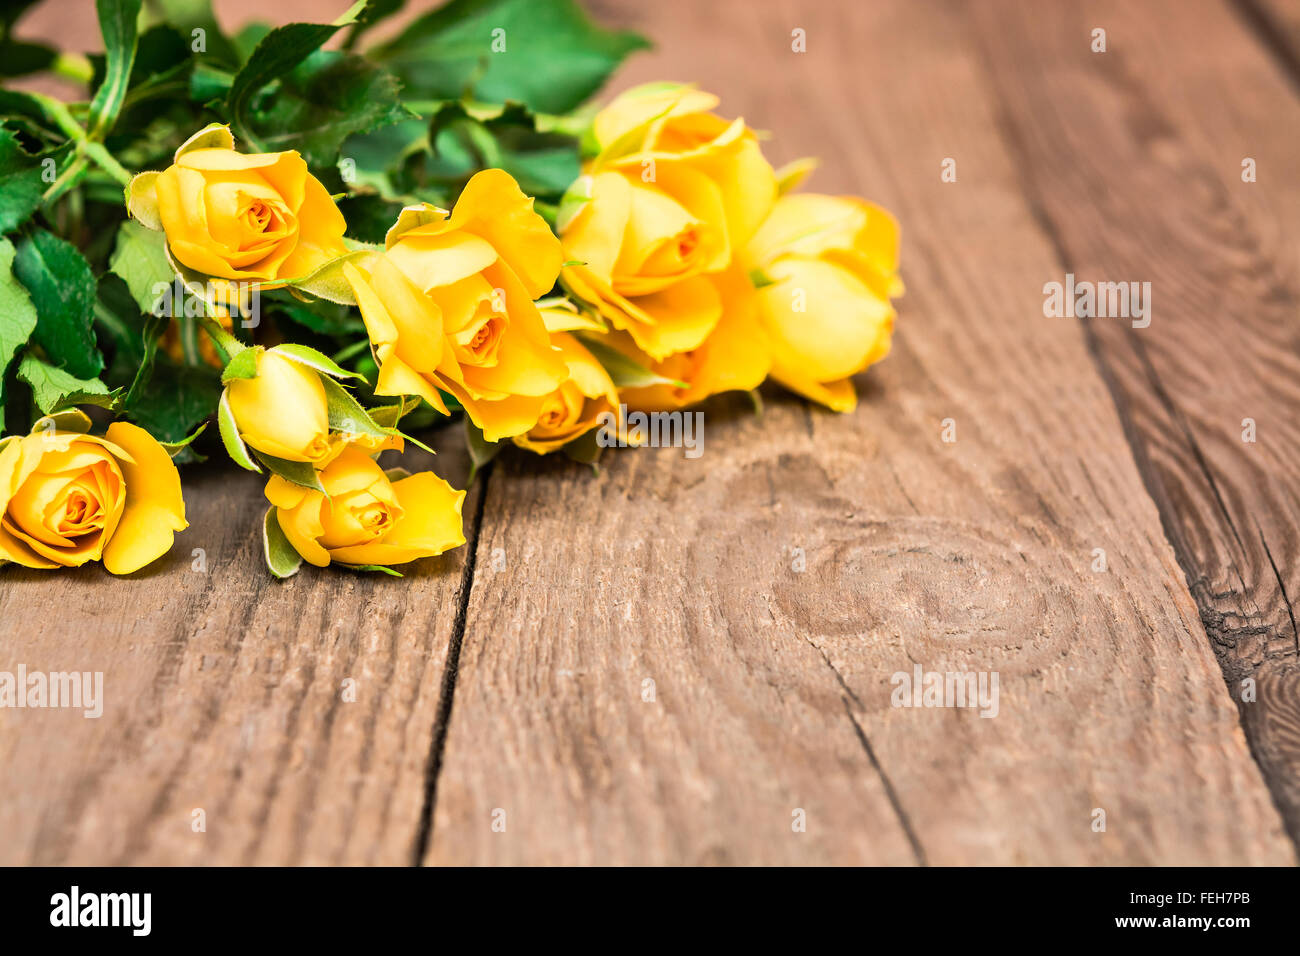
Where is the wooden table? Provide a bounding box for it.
[2,0,1299,865]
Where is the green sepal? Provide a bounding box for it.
[281,249,377,305]
[555,174,593,234]
[319,374,392,440]
[220,346,261,384]
[124,171,162,230]
[217,389,261,472]
[253,449,325,492]
[275,343,364,380]
[561,427,603,473]
[464,416,499,483]
[774,156,818,195]
[369,395,421,429]
[173,123,235,161]
[575,334,685,389]
[262,506,303,580]
[336,562,403,577]
[31,408,93,435]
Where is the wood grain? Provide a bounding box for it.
[422,0,1293,864]
[966,0,1300,844]
[0,429,474,865]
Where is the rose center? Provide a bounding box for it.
[53,475,108,538]
[455,311,506,367]
[357,503,391,533]
[532,383,586,437]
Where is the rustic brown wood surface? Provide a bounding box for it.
[1,0,1298,865]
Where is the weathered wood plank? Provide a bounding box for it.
[0,430,474,865]
[1243,0,1300,74]
[424,0,1293,864]
[966,0,1300,844]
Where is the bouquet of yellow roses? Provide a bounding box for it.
[0,0,900,579]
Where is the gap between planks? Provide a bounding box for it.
[412,461,495,866]
[968,0,1300,851]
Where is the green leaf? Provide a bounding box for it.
[0,128,45,233]
[231,22,273,62]
[337,193,410,245]
[157,421,207,459]
[109,219,173,314]
[0,42,55,80]
[267,297,366,338]
[0,238,38,406]
[342,0,404,50]
[13,229,103,380]
[124,356,220,445]
[263,506,303,579]
[220,346,260,384]
[250,50,413,176]
[0,89,62,142]
[16,353,115,414]
[225,2,366,150]
[148,0,239,66]
[190,62,233,102]
[373,0,649,115]
[94,274,149,382]
[421,100,580,202]
[576,334,684,389]
[88,0,144,140]
[253,449,325,491]
[120,310,167,409]
[275,343,364,380]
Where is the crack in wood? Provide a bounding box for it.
[969,1,1300,852]
[800,634,928,865]
[411,462,494,866]
[1235,0,1300,94]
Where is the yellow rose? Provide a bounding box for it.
[560,83,777,361]
[610,267,770,411]
[344,168,568,442]
[743,193,902,412]
[266,446,465,568]
[143,125,347,283]
[512,305,619,454]
[0,420,187,574]
[225,346,335,464]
